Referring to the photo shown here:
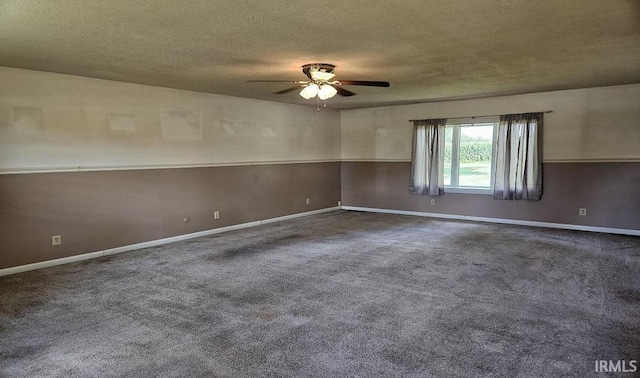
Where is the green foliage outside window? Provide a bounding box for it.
[444,137,492,163]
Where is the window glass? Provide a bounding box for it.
[444,122,495,190]
[458,125,493,187]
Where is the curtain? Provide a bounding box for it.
[409,119,447,196]
[493,113,543,200]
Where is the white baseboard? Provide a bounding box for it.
[342,206,640,236]
[261,207,339,224]
[0,207,340,277]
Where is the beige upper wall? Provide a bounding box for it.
[341,84,640,162]
[2,66,638,171]
[0,67,341,172]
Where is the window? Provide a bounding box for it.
[444,119,497,193]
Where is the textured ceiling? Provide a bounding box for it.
[1,0,639,109]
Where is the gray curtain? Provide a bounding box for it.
[494,113,543,200]
[409,119,447,196]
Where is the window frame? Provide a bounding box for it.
[444,117,498,195]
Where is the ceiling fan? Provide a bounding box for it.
[248,63,390,101]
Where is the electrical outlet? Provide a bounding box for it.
[214,211,220,219]
[183,217,190,223]
[578,208,587,216]
[338,200,342,206]
[51,235,62,246]
[305,198,310,205]
[431,199,436,205]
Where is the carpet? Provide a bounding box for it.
[1,210,639,377]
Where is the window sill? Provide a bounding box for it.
[444,187,493,195]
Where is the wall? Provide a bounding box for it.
[0,67,341,269]
[341,84,640,231]
[3,67,639,270]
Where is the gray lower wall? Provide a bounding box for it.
[4,160,638,269]
[341,161,640,231]
[0,162,341,269]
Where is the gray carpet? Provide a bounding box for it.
[1,210,639,377]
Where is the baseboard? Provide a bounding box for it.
[341,206,640,236]
[0,207,341,277]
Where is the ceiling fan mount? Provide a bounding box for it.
[248,63,390,101]
[302,63,337,83]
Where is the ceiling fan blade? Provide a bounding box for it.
[247,80,308,83]
[337,80,390,87]
[273,86,303,94]
[331,84,356,97]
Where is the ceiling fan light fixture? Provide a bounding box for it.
[318,84,338,100]
[299,84,319,99]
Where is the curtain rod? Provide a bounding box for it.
[408,110,553,122]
